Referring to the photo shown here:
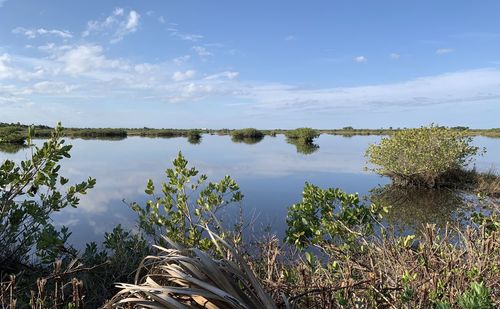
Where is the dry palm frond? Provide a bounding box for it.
[106,230,278,309]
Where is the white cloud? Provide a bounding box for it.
[173,55,190,66]
[0,0,7,8]
[0,53,45,81]
[126,11,140,30]
[59,45,105,74]
[390,53,401,60]
[192,46,212,57]
[13,27,73,39]
[134,63,157,74]
[57,44,129,75]
[168,28,204,42]
[38,43,72,54]
[113,7,124,16]
[0,54,13,79]
[158,16,165,24]
[4,30,500,116]
[167,82,216,102]
[32,81,78,94]
[178,33,204,41]
[83,8,140,43]
[172,70,197,81]
[111,10,140,43]
[205,71,239,80]
[284,35,296,41]
[246,69,500,111]
[354,56,367,63]
[436,48,454,55]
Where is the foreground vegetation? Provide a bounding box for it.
[0,125,499,308]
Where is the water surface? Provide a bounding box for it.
[1,134,499,246]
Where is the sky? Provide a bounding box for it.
[0,0,499,129]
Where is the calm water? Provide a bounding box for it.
[1,134,499,246]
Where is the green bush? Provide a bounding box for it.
[187,129,202,144]
[187,129,202,139]
[285,183,387,250]
[458,282,493,309]
[0,127,26,145]
[0,124,95,270]
[284,127,319,143]
[129,152,243,250]
[231,128,264,139]
[366,125,481,188]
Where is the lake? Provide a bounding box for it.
[1,134,499,247]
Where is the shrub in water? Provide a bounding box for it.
[284,127,319,144]
[365,125,481,188]
[231,128,264,139]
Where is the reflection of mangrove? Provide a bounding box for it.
[67,136,127,141]
[369,186,470,232]
[231,136,264,145]
[187,135,202,144]
[128,130,185,138]
[286,138,319,155]
[340,133,354,138]
[0,143,27,154]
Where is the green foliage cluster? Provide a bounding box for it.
[285,183,387,250]
[186,129,202,144]
[130,152,243,250]
[231,128,264,139]
[77,224,150,306]
[64,128,127,138]
[0,126,26,145]
[366,125,481,188]
[457,282,494,309]
[130,128,190,138]
[186,129,202,139]
[324,127,395,136]
[0,124,95,269]
[282,183,498,307]
[284,127,319,143]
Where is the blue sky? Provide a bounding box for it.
[0,0,499,128]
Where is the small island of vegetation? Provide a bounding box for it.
[366,125,499,196]
[231,128,265,139]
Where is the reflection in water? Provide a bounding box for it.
[369,186,471,233]
[0,134,498,246]
[187,135,202,144]
[67,136,127,141]
[0,143,27,154]
[231,136,264,145]
[286,138,319,155]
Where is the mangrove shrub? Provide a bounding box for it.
[0,127,26,145]
[130,152,243,250]
[0,124,95,269]
[366,125,481,188]
[285,183,387,250]
[284,127,319,143]
[231,128,264,139]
